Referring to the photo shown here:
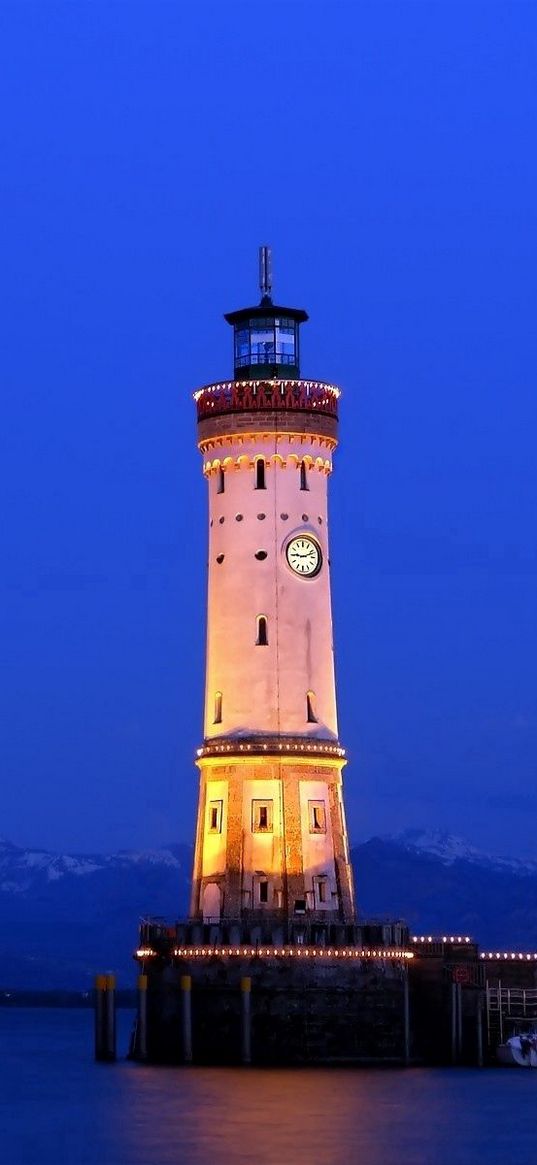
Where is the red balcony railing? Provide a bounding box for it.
[194,379,340,422]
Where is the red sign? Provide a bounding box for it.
[452,965,472,984]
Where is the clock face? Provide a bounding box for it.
[286,535,322,578]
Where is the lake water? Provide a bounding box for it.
[0,1008,534,1164]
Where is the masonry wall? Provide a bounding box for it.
[144,957,407,1065]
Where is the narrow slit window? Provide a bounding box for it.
[217,467,225,494]
[252,799,273,833]
[255,459,266,490]
[313,876,328,905]
[256,615,268,645]
[259,880,269,904]
[208,800,223,834]
[308,800,327,834]
[213,691,222,724]
[306,690,318,723]
[300,461,309,491]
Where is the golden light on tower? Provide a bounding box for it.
[190,248,356,931]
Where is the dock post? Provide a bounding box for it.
[94,974,116,1062]
[180,975,193,1063]
[105,974,117,1061]
[476,993,483,1067]
[94,974,107,1061]
[241,977,252,1065]
[456,983,463,1059]
[403,967,410,1065]
[137,974,148,1060]
[451,981,457,1064]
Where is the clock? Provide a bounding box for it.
[286,535,322,578]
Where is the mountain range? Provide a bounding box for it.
[1,829,536,989]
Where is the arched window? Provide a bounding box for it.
[217,467,225,494]
[256,615,268,645]
[300,461,309,491]
[255,459,266,490]
[306,690,318,723]
[213,691,222,724]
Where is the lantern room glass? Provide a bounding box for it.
[234,317,298,370]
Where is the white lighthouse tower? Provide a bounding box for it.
[190,250,355,931]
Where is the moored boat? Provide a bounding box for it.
[497,1031,537,1067]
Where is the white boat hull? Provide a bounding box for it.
[497,1039,537,1068]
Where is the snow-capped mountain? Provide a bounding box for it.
[390,828,537,876]
[0,837,182,893]
[1,832,537,990]
[0,838,191,990]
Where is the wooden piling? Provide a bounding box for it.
[94,974,107,1061]
[456,983,463,1058]
[241,977,252,1064]
[180,975,193,1063]
[137,974,148,1060]
[403,968,410,1065]
[476,993,484,1067]
[105,974,116,1061]
[94,973,116,1062]
[451,981,457,1064]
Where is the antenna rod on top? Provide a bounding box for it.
[259,245,272,299]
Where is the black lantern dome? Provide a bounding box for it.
[224,247,308,381]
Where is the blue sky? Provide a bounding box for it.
[1,1,536,857]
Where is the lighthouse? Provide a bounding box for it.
[131,252,411,1066]
[190,249,356,931]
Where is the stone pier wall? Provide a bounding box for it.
[142,955,407,1065]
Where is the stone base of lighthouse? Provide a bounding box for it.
[132,931,411,1065]
[190,744,355,927]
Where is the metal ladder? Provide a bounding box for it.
[486,983,537,1047]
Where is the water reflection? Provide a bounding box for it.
[116,1061,537,1165]
[1,1012,536,1165]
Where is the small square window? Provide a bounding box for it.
[308,800,327,834]
[252,799,273,833]
[208,800,223,834]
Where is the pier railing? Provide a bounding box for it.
[486,985,537,1046]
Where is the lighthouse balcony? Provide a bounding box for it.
[136,916,410,961]
[196,734,346,761]
[194,379,340,424]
